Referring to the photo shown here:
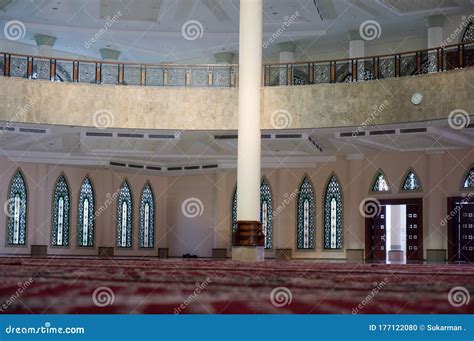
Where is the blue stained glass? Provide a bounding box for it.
[402,171,421,191]
[231,187,238,234]
[78,177,94,247]
[51,175,70,246]
[6,170,27,245]
[139,183,155,248]
[463,168,474,188]
[117,181,133,248]
[372,171,389,192]
[297,176,315,249]
[260,179,273,249]
[324,175,343,250]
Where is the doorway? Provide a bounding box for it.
[447,197,474,262]
[365,198,423,262]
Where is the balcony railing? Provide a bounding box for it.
[264,41,474,86]
[0,41,472,88]
[0,54,238,87]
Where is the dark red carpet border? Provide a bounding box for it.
[0,257,473,314]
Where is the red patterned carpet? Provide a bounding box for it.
[0,257,473,314]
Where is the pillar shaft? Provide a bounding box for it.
[236,0,262,223]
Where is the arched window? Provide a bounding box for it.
[401,169,421,191]
[463,167,474,189]
[78,177,95,247]
[139,182,155,248]
[324,175,343,250]
[231,186,238,234]
[6,170,27,245]
[117,180,132,248]
[51,174,70,246]
[296,176,315,249]
[462,22,473,43]
[371,170,390,193]
[260,178,273,249]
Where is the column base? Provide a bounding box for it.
[426,249,446,263]
[232,246,265,262]
[276,248,292,261]
[158,248,169,259]
[98,247,114,258]
[233,221,264,247]
[31,245,47,257]
[346,249,364,263]
[212,248,227,259]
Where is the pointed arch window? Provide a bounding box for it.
[401,170,421,191]
[371,171,390,192]
[6,170,27,245]
[463,168,474,189]
[296,176,315,249]
[462,22,473,43]
[231,187,238,234]
[117,181,132,248]
[139,183,155,248]
[324,175,343,250]
[78,177,94,247]
[51,175,70,246]
[260,179,273,249]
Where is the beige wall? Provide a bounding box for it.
[1,67,473,131]
[1,149,472,259]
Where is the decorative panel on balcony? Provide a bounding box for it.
[168,68,185,86]
[124,66,141,85]
[55,61,73,82]
[400,55,416,76]
[10,57,27,78]
[379,57,395,79]
[33,59,50,80]
[213,67,231,87]
[336,62,350,82]
[314,63,330,83]
[191,67,208,86]
[145,67,164,86]
[293,65,308,85]
[101,64,118,85]
[78,62,96,83]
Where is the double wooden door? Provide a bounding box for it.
[366,198,423,262]
[448,197,474,262]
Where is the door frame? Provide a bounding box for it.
[365,198,423,261]
[447,196,474,262]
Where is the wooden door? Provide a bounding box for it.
[448,197,474,262]
[406,203,423,262]
[368,206,386,261]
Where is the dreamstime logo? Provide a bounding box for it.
[271,109,292,129]
[3,198,15,218]
[359,20,381,41]
[181,197,204,218]
[448,109,470,130]
[3,20,26,41]
[359,197,381,218]
[92,286,115,307]
[92,110,114,129]
[448,286,470,307]
[270,287,292,308]
[181,20,204,41]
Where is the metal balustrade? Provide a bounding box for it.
[0,41,472,88]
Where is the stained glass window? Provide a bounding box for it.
[78,177,94,247]
[324,175,343,249]
[402,170,421,191]
[231,187,238,234]
[260,179,273,249]
[51,175,70,246]
[462,22,473,43]
[139,183,155,248]
[117,180,132,248]
[296,176,315,249]
[463,168,474,188]
[6,170,27,245]
[372,171,390,192]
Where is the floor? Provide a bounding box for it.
[0,257,473,314]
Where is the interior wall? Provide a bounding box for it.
[0,149,472,259]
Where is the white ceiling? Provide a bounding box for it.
[0,0,473,63]
[1,117,473,173]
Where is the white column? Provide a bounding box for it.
[276,42,295,85]
[426,15,445,72]
[233,0,263,262]
[348,30,365,80]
